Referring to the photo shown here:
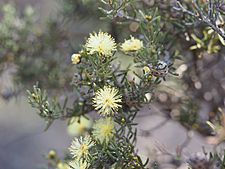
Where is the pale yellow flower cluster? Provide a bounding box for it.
[71,54,81,64]
[91,86,121,144]
[70,31,117,64]
[93,86,122,116]
[70,31,144,65]
[92,117,115,144]
[121,36,143,52]
[68,135,95,169]
[85,31,117,56]
[69,135,95,161]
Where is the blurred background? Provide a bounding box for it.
[0,0,225,169]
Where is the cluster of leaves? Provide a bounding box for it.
[27,84,68,130]
[209,150,225,168]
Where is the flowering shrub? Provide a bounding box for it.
[26,0,225,169]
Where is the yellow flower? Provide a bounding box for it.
[92,117,115,144]
[67,116,93,137]
[93,86,122,116]
[57,162,70,169]
[69,135,94,160]
[47,150,57,159]
[143,66,152,80]
[145,15,152,21]
[71,54,81,64]
[121,36,143,52]
[143,66,150,74]
[85,31,117,56]
[69,160,89,169]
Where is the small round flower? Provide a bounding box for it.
[143,66,152,80]
[92,117,115,144]
[47,150,57,159]
[69,135,95,160]
[121,36,143,52]
[93,86,122,116]
[71,54,81,64]
[145,15,152,21]
[143,66,150,74]
[85,31,117,56]
[69,160,89,169]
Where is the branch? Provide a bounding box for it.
[174,0,225,40]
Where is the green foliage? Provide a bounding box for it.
[209,150,225,168]
[27,84,68,130]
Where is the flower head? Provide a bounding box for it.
[67,116,93,137]
[47,150,57,159]
[93,86,122,116]
[69,135,95,160]
[92,117,115,144]
[85,31,117,56]
[71,54,81,64]
[69,160,89,169]
[121,36,143,52]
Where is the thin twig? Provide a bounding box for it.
[174,0,225,40]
